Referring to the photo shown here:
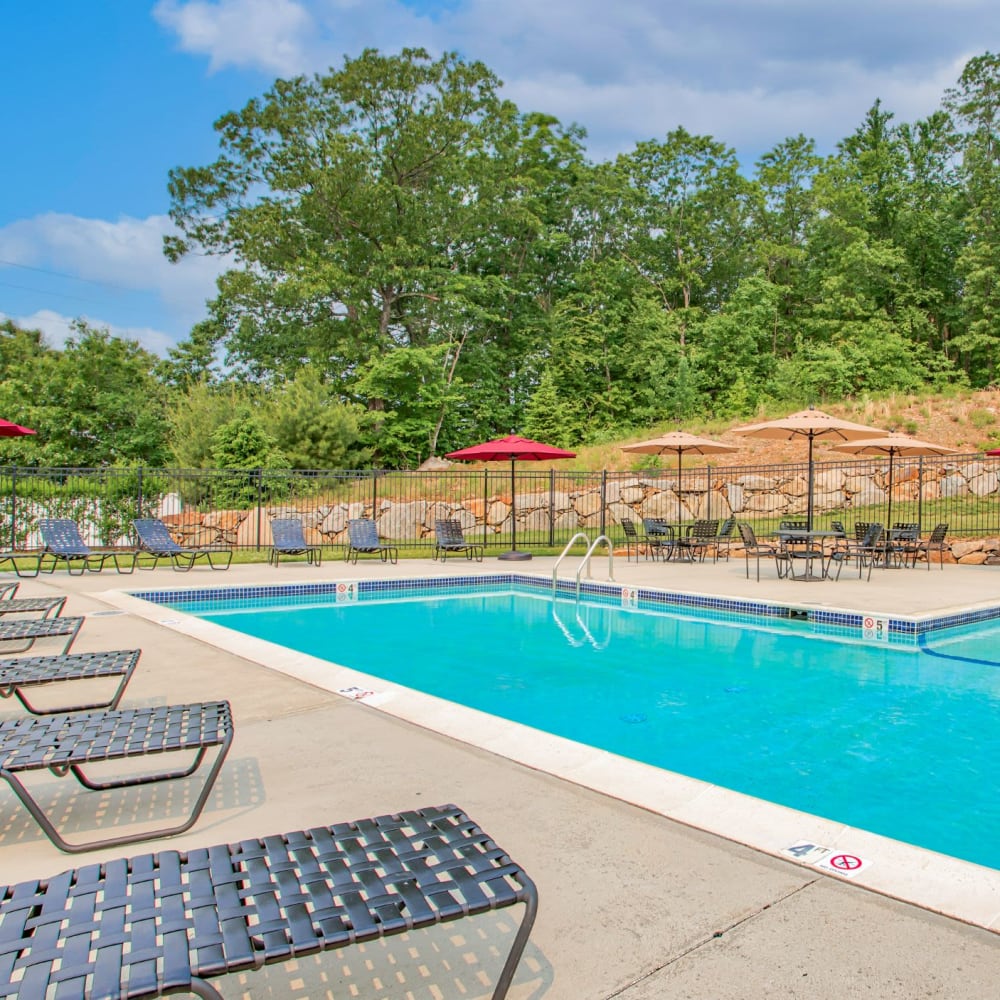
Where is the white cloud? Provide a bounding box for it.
[0,213,227,334]
[154,0,316,75]
[151,0,998,160]
[1,308,178,358]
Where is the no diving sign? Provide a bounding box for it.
[862,615,889,641]
[783,841,873,879]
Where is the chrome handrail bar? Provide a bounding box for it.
[553,532,591,593]
[575,534,614,600]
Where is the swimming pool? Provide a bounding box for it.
[144,577,1000,872]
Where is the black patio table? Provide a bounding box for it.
[774,529,841,581]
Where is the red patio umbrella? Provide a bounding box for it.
[445,435,576,561]
[0,419,36,437]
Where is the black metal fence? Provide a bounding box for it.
[2,455,999,554]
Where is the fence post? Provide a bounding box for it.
[707,467,712,519]
[549,468,555,546]
[600,470,607,538]
[256,468,263,552]
[136,466,143,520]
[372,470,378,518]
[9,467,16,551]
[918,455,924,530]
[483,469,489,549]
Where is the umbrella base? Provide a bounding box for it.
[498,550,533,561]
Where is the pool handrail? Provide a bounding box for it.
[553,532,591,591]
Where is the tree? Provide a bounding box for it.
[945,52,1000,382]
[166,49,585,463]
[4,322,170,467]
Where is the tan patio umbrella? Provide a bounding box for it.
[831,433,958,529]
[732,407,886,530]
[621,431,738,524]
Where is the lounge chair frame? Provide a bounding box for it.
[133,518,233,572]
[0,648,141,715]
[37,518,137,575]
[0,803,536,1000]
[434,519,484,561]
[0,583,17,600]
[0,553,38,578]
[0,700,233,853]
[0,615,83,656]
[268,517,322,567]
[345,518,398,564]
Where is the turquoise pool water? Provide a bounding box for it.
[167,587,1000,870]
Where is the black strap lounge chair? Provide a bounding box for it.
[37,518,137,575]
[0,595,66,619]
[346,518,398,564]
[737,522,787,581]
[0,700,233,853]
[434,519,484,561]
[0,648,140,715]
[0,615,83,656]
[0,803,536,1000]
[268,517,322,566]
[133,518,233,571]
[675,519,719,562]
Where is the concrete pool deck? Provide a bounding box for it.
[1,553,998,999]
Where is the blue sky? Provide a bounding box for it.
[2,1,997,356]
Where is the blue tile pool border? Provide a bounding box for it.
[127,574,1000,639]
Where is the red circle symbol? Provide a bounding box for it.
[863,617,874,629]
[830,854,862,871]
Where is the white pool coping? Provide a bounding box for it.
[101,578,1000,934]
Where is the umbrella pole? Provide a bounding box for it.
[676,451,682,525]
[806,434,815,531]
[498,456,531,561]
[886,450,895,530]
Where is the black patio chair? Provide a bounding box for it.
[0,699,233,853]
[38,518,137,575]
[0,804,537,1000]
[268,517,322,566]
[911,522,950,569]
[434,519,484,561]
[0,648,141,715]
[620,517,645,562]
[886,522,921,568]
[737,522,787,581]
[674,519,719,562]
[133,518,233,572]
[641,518,676,561]
[827,522,884,581]
[345,518,398,564]
[712,517,737,562]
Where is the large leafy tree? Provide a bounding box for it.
[944,51,1000,382]
[167,48,584,462]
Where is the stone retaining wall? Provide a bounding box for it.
[148,458,1000,562]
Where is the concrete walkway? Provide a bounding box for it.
[1,553,998,999]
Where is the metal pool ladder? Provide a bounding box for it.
[553,532,615,600]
